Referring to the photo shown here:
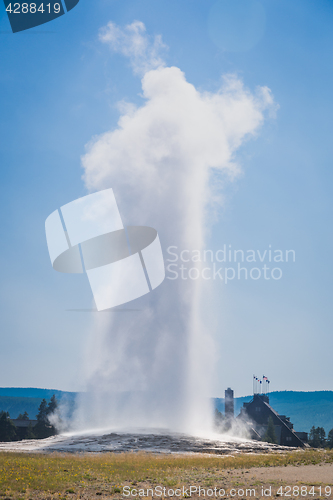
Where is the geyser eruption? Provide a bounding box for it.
[73,21,275,435]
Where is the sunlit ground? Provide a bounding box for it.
[0,449,332,499]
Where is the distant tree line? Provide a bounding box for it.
[0,395,58,442]
[309,426,333,448]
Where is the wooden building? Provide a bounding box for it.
[239,394,307,447]
[11,419,37,440]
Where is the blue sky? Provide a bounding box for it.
[0,0,332,397]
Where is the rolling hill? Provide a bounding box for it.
[1,388,332,434]
[0,388,77,420]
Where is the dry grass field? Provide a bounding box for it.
[0,449,332,500]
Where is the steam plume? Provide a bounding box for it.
[74,22,275,434]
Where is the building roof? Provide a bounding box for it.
[11,419,37,428]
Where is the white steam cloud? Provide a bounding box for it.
[99,20,167,75]
[74,22,276,434]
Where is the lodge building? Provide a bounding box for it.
[238,393,307,447]
[222,384,308,447]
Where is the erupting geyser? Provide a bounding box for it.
[70,21,275,435]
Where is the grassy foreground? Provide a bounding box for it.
[0,449,332,499]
